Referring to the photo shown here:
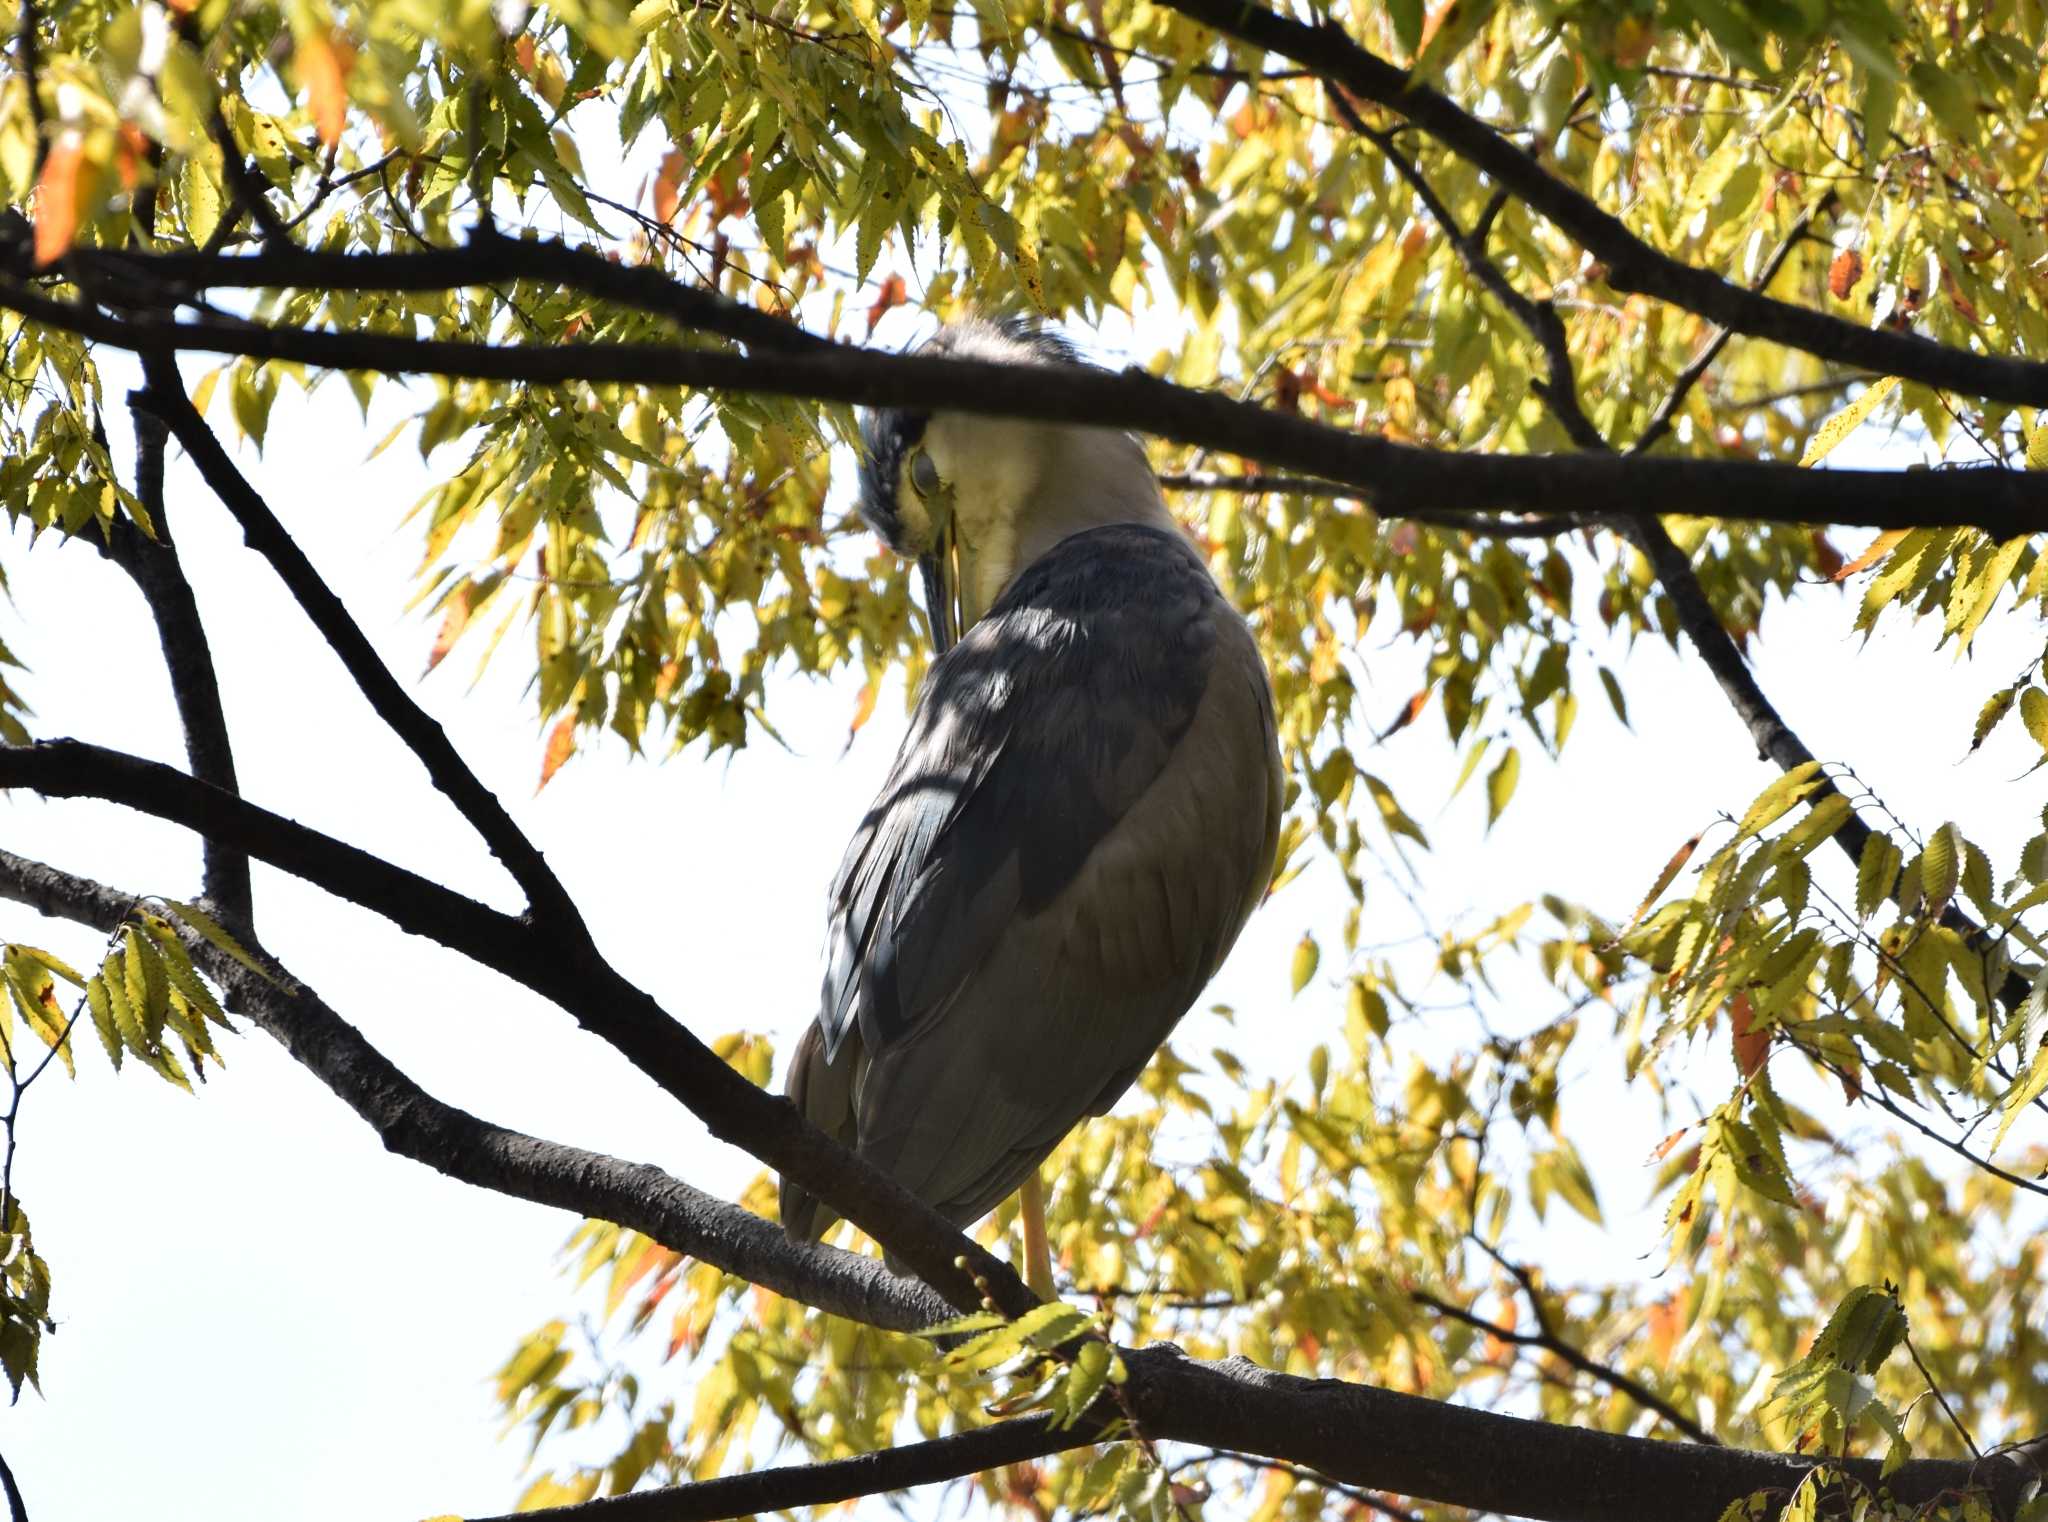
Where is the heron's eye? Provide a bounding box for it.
[909,449,941,499]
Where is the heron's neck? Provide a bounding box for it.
[951,426,1175,623]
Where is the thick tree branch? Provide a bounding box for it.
[81,232,826,354]
[466,1415,1098,1522]
[1156,473,1587,537]
[2,280,2044,537]
[131,352,587,940]
[94,397,254,927]
[5,843,2042,1522]
[0,845,951,1333]
[0,740,1038,1316]
[1160,0,2048,407]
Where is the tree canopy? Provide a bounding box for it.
[2,0,2048,1518]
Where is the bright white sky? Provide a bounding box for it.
[1,331,2042,1519]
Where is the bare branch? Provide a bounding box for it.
[0,845,952,1333]
[2,280,2044,537]
[1631,195,1836,456]
[0,739,1037,1316]
[84,232,826,354]
[1352,122,1606,452]
[132,354,587,940]
[93,394,253,926]
[0,1443,23,1522]
[1155,473,1589,537]
[1410,1278,1717,1444]
[1178,1449,1421,1522]
[1159,0,2048,407]
[463,1415,1100,1522]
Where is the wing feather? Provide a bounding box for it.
[786,523,1281,1237]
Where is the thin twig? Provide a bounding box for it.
[1903,1330,1981,1460]
[1631,194,1836,456]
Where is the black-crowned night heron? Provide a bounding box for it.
[780,318,1282,1293]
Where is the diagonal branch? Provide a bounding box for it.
[1159,0,2048,407]
[0,738,1038,1316]
[0,845,951,1333]
[464,1414,1100,1522]
[3,282,2046,537]
[1349,121,1606,452]
[132,353,589,941]
[80,232,826,354]
[94,397,253,927]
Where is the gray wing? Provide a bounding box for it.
[782,525,1281,1238]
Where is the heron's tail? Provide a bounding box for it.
[780,1021,855,1242]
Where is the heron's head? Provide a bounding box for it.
[857,316,1171,655]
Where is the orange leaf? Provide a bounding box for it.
[297,32,354,150]
[1730,993,1768,1078]
[842,679,879,755]
[114,124,149,193]
[1831,527,1908,582]
[1808,530,1843,579]
[514,35,538,76]
[1647,1126,1690,1163]
[866,273,907,336]
[32,136,90,268]
[537,717,576,792]
[1378,688,1429,740]
[425,585,474,673]
[654,148,686,225]
[1827,248,1863,301]
[1626,832,1700,929]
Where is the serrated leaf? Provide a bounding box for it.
[1973,686,2018,752]
[85,974,120,1069]
[1856,833,1901,921]
[1737,762,1825,837]
[1921,823,1961,919]
[159,900,273,982]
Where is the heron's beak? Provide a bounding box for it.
[918,515,958,657]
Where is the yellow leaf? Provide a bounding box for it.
[1290,934,1319,995]
[1801,376,1899,466]
[1832,527,1908,581]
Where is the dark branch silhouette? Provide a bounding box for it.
[94,393,252,926]
[132,352,589,939]
[0,737,1038,1319]
[1160,0,2048,407]
[1,274,2043,537]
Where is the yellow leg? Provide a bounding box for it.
[1019,1169,1055,1300]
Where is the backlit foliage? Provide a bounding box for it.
[4,0,2048,1516]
